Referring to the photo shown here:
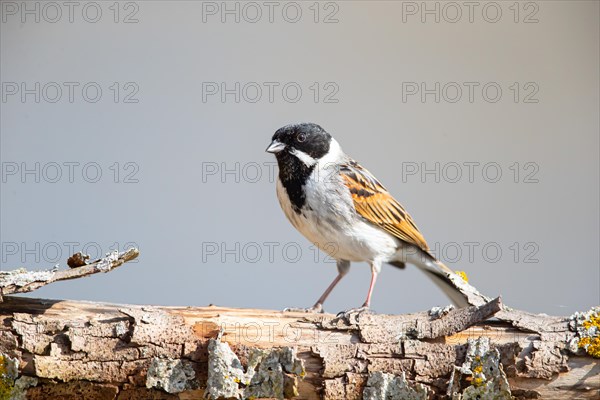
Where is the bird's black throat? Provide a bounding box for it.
[276,151,314,214]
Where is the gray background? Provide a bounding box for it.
[1,0,598,315]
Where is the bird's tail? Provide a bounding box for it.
[390,257,471,308]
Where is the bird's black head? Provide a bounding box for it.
[266,123,332,162]
[266,123,333,213]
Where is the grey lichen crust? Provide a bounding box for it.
[429,304,455,319]
[145,358,198,394]
[0,353,38,400]
[0,267,58,288]
[0,250,123,288]
[9,376,38,400]
[448,337,513,400]
[205,333,305,400]
[363,371,430,400]
[94,250,120,272]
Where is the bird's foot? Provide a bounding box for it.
[335,306,373,323]
[283,303,324,313]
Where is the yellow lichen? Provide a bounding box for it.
[579,336,600,358]
[573,307,600,359]
[469,355,487,387]
[455,270,469,282]
[469,358,486,387]
[582,313,600,330]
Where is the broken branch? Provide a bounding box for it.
[0,248,139,300]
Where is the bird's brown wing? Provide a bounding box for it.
[340,160,431,255]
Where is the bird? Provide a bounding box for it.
[265,122,470,312]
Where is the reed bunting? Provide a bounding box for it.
[266,123,469,312]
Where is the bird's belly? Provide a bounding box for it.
[287,205,397,262]
[276,178,398,262]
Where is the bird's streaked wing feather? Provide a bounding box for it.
[340,160,431,255]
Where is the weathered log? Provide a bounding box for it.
[0,249,598,399]
[0,295,598,399]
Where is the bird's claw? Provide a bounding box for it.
[335,306,373,322]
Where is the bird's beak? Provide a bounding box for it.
[266,140,286,154]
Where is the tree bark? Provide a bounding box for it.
[0,250,598,399]
[0,295,598,399]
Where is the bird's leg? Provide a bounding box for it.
[362,265,379,308]
[337,261,381,318]
[311,260,350,311]
[284,260,350,313]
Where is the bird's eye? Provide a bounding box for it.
[297,133,306,143]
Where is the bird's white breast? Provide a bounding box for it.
[276,140,399,263]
